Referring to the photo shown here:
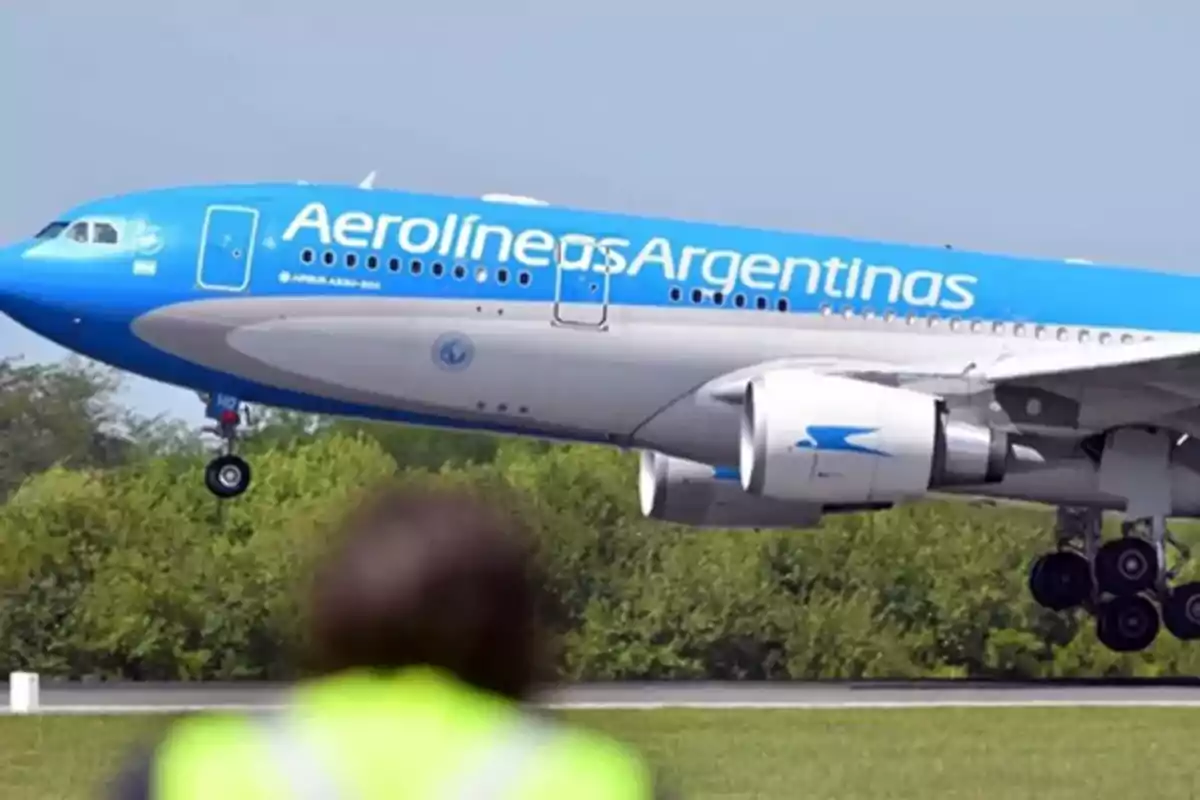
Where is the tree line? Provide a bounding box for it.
[1,355,1199,681]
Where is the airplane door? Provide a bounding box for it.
[197,205,259,292]
[552,236,613,328]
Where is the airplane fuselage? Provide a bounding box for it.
[4,181,1200,507]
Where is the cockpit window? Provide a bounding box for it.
[94,222,119,244]
[55,219,123,245]
[35,221,70,239]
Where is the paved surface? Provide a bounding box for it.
[6,680,1200,714]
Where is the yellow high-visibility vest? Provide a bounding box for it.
[151,666,659,798]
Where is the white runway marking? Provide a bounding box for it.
[7,698,1200,715]
[7,681,1200,715]
[547,700,1200,710]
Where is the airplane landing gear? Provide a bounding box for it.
[1029,508,1186,652]
[1162,581,1200,641]
[201,392,252,500]
[1028,549,1092,611]
[1095,535,1158,597]
[1028,428,1194,653]
[205,454,252,499]
[1096,594,1160,653]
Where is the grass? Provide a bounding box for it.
[2,708,1199,799]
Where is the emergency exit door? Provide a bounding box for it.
[197,205,259,292]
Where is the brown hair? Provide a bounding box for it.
[306,481,549,700]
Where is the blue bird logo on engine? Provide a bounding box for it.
[796,426,890,457]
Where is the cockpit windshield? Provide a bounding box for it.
[31,218,126,246]
[61,220,123,245]
[34,221,70,239]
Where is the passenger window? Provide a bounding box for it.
[67,222,89,242]
[93,222,119,244]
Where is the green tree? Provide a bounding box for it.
[6,411,1200,682]
[0,356,166,499]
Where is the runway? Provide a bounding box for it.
[6,680,1200,714]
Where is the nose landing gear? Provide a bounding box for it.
[201,392,252,500]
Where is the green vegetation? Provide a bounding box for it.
[3,708,1199,800]
[2,355,1200,681]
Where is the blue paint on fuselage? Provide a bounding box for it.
[0,181,1196,439]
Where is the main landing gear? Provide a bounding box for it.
[1029,428,1200,652]
[201,392,252,500]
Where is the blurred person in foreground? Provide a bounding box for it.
[108,483,667,799]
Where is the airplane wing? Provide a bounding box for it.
[703,339,1200,405]
[700,339,1200,438]
[969,341,1200,404]
[976,338,1200,387]
[838,338,1200,435]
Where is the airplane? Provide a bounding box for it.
[3,172,1200,655]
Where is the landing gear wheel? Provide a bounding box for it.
[1162,582,1200,641]
[205,454,251,499]
[1096,595,1160,652]
[1095,537,1157,596]
[1029,551,1093,611]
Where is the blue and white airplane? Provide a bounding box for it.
[4,172,1200,653]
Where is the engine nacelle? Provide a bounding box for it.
[739,370,1008,504]
[639,450,827,528]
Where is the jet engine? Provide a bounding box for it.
[638,450,888,529]
[739,370,1008,505]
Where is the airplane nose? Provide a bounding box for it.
[0,243,24,303]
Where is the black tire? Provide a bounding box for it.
[1095,537,1158,596]
[1096,595,1160,653]
[1162,581,1200,641]
[1029,551,1092,611]
[205,454,251,499]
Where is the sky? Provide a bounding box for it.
[2,3,1197,428]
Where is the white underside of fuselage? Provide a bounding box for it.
[131,297,1005,457]
[130,295,1200,515]
[131,295,1175,467]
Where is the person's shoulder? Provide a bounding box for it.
[533,714,673,798]
[104,712,262,800]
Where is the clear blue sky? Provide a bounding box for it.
[2,4,1196,427]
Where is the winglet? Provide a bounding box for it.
[359,171,377,190]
